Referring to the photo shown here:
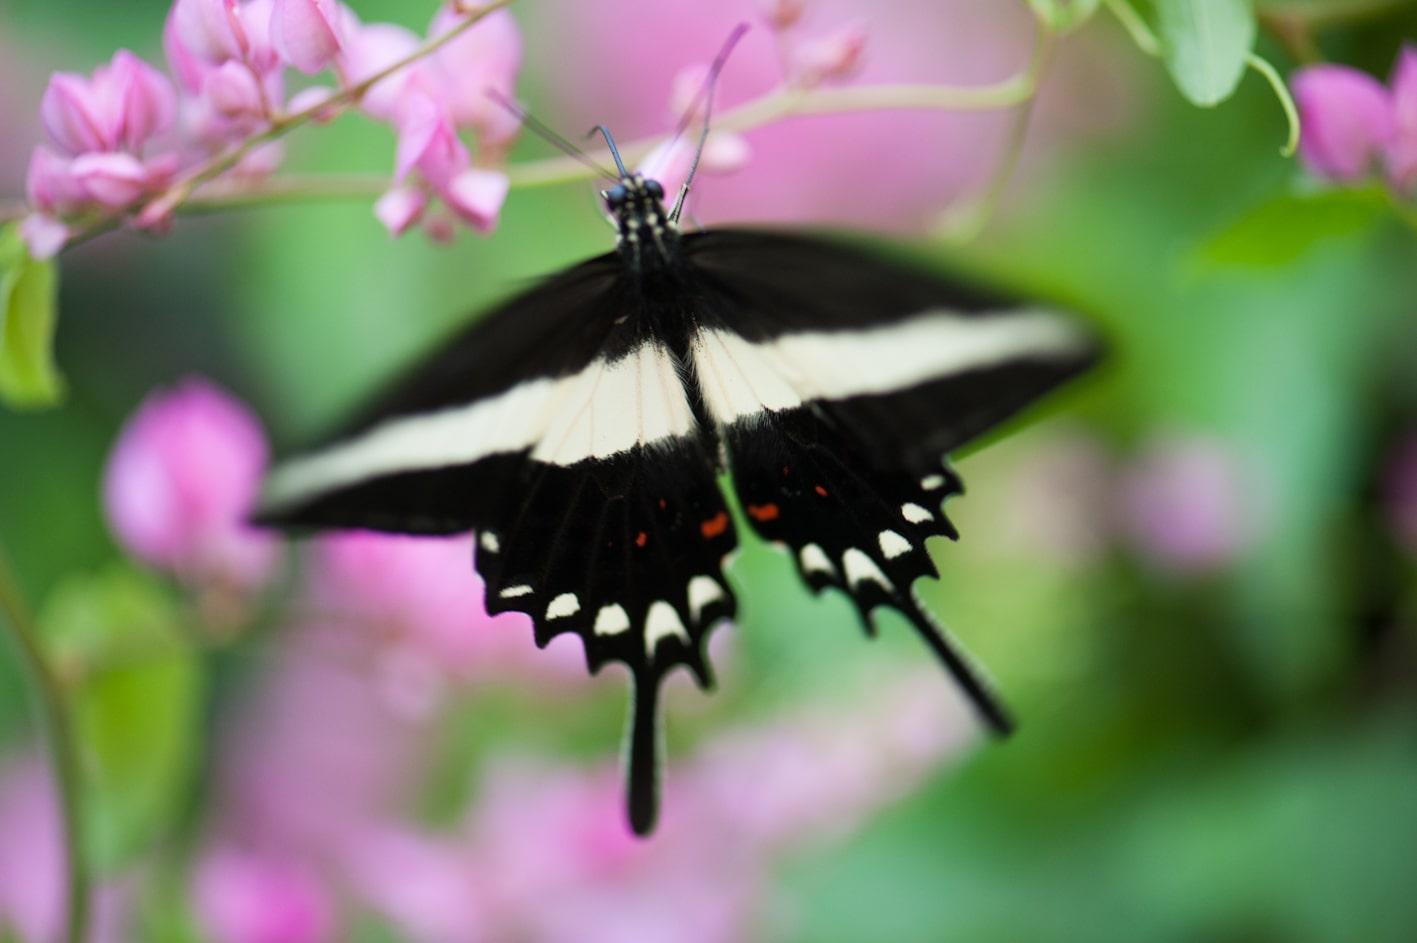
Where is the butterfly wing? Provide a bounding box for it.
[255,253,738,835]
[685,229,1101,733]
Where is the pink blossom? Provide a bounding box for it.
[761,0,806,30]
[69,151,155,207]
[17,213,70,260]
[1292,65,1395,182]
[426,7,523,146]
[1119,434,1263,575]
[1388,45,1417,192]
[193,845,336,943]
[168,0,251,67]
[102,377,276,590]
[26,145,90,215]
[335,16,421,122]
[271,0,344,75]
[39,49,176,156]
[374,185,428,236]
[304,532,583,685]
[535,0,1065,231]
[204,60,269,118]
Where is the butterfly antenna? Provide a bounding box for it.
[486,88,619,180]
[589,125,630,178]
[669,22,750,223]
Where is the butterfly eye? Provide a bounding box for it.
[604,184,628,208]
[644,180,665,200]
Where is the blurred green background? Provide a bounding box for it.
[2,0,1416,941]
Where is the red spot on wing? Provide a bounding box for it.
[747,503,780,522]
[814,484,829,497]
[700,512,729,539]
[635,531,648,548]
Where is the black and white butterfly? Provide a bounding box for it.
[255,140,1098,833]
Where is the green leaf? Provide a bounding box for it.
[1154,0,1257,106]
[38,566,205,873]
[0,223,64,409]
[1194,187,1387,268]
[1027,0,1103,31]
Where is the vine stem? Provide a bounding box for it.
[0,541,88,943]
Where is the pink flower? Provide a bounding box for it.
[17,213,70,260]
[168,0,251,67]
[791,20,868,87]
[1388,45,1417,192]
[39,49,176,156]
[391,87,510,234]
[193,845,336,943]
[426,7,523,146]
[26,145,90,215]
[304,532,583,686]
[374,185,428,236]
[271,0,344,75]
[534,0,1077,231]
[102,377,277,591]
[1119,434,1263,575]
[335,16,421,122]
[1293,65,1395,182]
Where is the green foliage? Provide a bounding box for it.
[38,566,205,874]
[1195,187,1389,268]
[1028,0,1104,31]
[0,223,63,409]
[1154,0,1257,106]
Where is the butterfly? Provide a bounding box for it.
[254,150,1098,834]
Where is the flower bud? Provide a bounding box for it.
[168,0,250,66]
[69,152,151,208]
[1292,65,1394,182]
[38,50,176,156]
[761,0,806,30]
[17,214,70,261]
[443,168,508,232]
[272,0,344,74]
[792,20,867,86]
[203,60,267,119]
[25,147,88,215]
[428,7,523,145]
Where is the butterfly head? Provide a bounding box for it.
[603,174,679,270]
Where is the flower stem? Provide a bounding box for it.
[0,542,88,943]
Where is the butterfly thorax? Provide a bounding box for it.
[605,174,681,276]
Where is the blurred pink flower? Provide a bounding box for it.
[39,50,176,157]
[534,0,1106,230]
[426,7,523,147]
[0,757,129,943]
[271,0,344,75]
[1388,45,1417,192]
[216,641,429,855]
[304,531,584,689]
[193,845,337,943]
[1292,64,1395,182]
[168,0,252,68]
[1119,433,1262,575]
[1383,434,1417,556]
[349,667,974,943]
[997,430,1115,566]
[0,759,65,943]
[102,377,277,591]
[789,19,868,87]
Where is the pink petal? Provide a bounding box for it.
[760,0,806,30]
[17,214,70,260]
[39,72,109,155]
[1292,64,1395,182]
[109,50,178,151]
[700,131,751,175]
[394,90,468,187]
[1387,45,1417,192]
[169,0,250,66]
[428,7,523,144]
[374,185,427,236]
[272,0,343,74]
[25,146,89,215]
[441,167,508,232]
[204,60,267,118]
[69,151,150,208]
[193,846,336,943]
[336,17,420,122]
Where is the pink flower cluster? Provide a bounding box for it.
[1292,45,1417,193]
[22,0,521,258]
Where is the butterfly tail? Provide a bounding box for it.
[899,589,1015,737]
[624,671,663,836]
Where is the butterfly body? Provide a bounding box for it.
[257,173,1098,835]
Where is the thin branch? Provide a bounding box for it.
[0,542,88,943]
[1246,53,1301,157]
